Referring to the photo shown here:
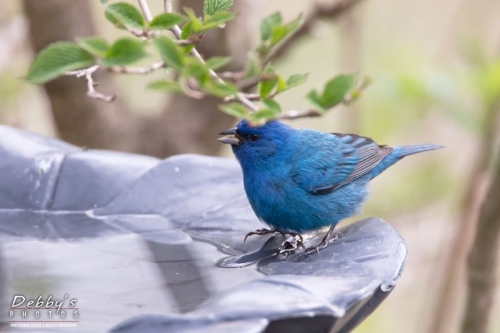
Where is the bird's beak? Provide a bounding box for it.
[218,127,243,146]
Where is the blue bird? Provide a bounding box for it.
[218,120,442,257]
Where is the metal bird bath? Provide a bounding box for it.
[0,125,407,332]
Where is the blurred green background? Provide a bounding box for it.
[1,0,499,332]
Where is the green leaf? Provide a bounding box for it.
[100,0,109,4]
[204,0,234,16]
[77,37,110,58]
[105,11,126,29]
[154,36,186,71]
[307,74,356,110]
[26,42,95,84]
[256,44,270,59]
[183,57,210,82]
[244,53,261,78]
[276,74,287,92]
[181,22,195,53]
[262,98,281,112]
[259,78,277,98]
[203,81,238,98]
[220,102,249,118]
[286,73,308,88]
[205,56,231,70]
[306,90,325,111]
[102,37,147,66]
[258,65,278,98]
[246,108,281,125]
[321,74,355,108]
[270,14,303,47]
[181,21,192,39]
[257,14,303,58]
[105,2,145,29]
[184,7,202,32]
[251,108,280,120]
[270,25,288,46]
[260,13,282,42]
[199,12,237,31]
[148,80,183,93]
[149,13,188,30]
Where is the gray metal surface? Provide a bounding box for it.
[0,125,407,333]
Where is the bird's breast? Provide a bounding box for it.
[243,168,299,218]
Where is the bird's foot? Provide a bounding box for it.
[244,228,285,242]
[279,234,305,255]
[296,230,343,261]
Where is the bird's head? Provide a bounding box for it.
[218,120,294,168]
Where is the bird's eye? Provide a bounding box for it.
[249,134,260,142]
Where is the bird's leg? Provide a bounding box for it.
[244,228,286,242]
[297,225,339,261]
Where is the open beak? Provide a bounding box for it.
[218,127,243,146]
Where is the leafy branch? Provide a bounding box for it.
[66,65,115,102]
[26,0,368,124]
[267,0,364,64]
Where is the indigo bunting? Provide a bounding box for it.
[218,120,442,256]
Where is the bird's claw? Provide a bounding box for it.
[279,234,305,255]
[289,232,304,244]
[296,231,343,261]
[244,228,285,242]
[332,232,343,241]
[244,228,305,244]
[297,242,328,261]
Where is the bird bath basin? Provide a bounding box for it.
[0,125,407,332]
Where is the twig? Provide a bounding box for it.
[218,71,245,81]
[164,0,258,112]
[108,61,165,74]
[264,0,364,64]
[235,93,259,111]
[176,39,198,45]
[278,109,322,120]
[198,56,258,112]
[137,0,153,22]
[238,73,283,91]
[66,65,116,102]
[127,27,152,38]
[224,92,273,102]
[183,37,202,45]
[180,78,205,99]
[164,0,173,13]
[127,27,197,44]
[238,93,260,101]
[171,25,183,39]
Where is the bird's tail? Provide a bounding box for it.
[370,143,443,180]
[399,144,444,157]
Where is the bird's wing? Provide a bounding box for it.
[291,132,393,194]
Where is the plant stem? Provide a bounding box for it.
[164,0,173,13]
[264,0,365,65]
[279,109,322,120]
[164,0,258,112]
[66,65,116,102]
[137,0,153,22]
[108,61,165,74]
